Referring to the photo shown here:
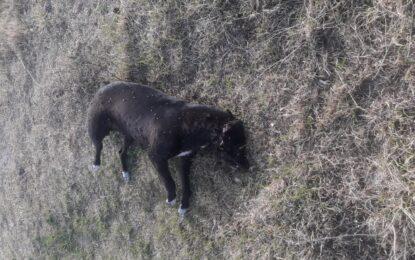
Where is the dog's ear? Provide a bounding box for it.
[222,120,244,134]
[222,121,232,134]
[220,120,237,147]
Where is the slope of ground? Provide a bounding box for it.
[0,0,414,258]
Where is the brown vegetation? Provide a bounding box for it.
[0,0,414,258]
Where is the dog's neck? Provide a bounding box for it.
[181,105,233,149]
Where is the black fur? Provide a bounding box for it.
[87,81,249,211]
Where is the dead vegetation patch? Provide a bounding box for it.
[0,0,414,259]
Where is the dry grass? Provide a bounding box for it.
[0,0,414,259]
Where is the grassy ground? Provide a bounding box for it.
[0,0,414,258]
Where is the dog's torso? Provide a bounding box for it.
[88,82,230,159]
[87,81,249,215]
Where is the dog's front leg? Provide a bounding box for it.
[119,136,133,182]
[179,156,193,217]
[149,154,176,205]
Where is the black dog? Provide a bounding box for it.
[87,81,249,216]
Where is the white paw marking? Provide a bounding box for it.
[166,199,176,206]
[122,171,130,182]
[178,207,187,217]
[176,150,192,157]
[90,164,100,173]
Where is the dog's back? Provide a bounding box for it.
[87,81,185,148]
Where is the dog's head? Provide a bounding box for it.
[219,119,250,170]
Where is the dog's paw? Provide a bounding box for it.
[122,171,130,183]
[89,164,100,173]
[166,198,176,206]
[178,206,188,220]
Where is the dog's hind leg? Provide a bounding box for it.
[92,139,103,170]
[178,156,193,217]
[149,154,176,205]
[88,111,110,172]
[119,136,133,182]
